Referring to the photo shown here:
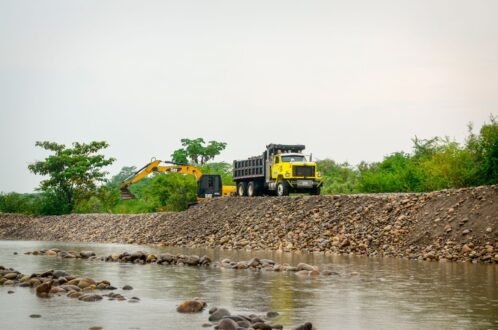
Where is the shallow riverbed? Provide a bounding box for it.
[0,240,497,330]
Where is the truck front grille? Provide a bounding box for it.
[292,166,315,177]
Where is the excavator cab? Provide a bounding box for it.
[197,174,222,199]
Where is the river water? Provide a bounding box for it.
[0,240,497,330]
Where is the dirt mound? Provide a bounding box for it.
[0,185,497,263]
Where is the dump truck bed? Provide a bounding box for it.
[233,155,265,180]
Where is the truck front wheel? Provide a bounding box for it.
[276,181,289,196]
[310,187,321,196]
[237,182,246,197]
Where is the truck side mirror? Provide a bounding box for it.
[310,153,312,161]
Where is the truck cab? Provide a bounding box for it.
[270,153,321,195]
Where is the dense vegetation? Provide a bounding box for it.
[318,116,497,194]
[1,117,496,215]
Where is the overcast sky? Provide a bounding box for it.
[1,0,497,193]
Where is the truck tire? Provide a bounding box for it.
[247,181,257,197]
[310,187,321,196]
[237,182,246,197]
[276,181,289,196]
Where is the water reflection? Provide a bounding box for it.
[0,241,497,330]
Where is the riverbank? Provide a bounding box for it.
[0,185,497,263]
[2,239,496,329]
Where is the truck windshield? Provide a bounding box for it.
[281,155,306,162]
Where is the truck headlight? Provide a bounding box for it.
[317,171,322,177]
[285,172,290,177]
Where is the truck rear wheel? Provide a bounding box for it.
[237,182,246,197]
[247,181,257,197]
[276,181,289,196]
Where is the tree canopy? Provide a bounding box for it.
[171,138,227,165]
[28,141,115,214]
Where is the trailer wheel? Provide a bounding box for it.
[247,182,257,197]
[237,182,246,197]
[276,181,289,196]
[187,202,198,208]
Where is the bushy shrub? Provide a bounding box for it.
[0,193,35,214]
[73,196,106,213]
[317,160,359,194]
[142,173,197,211]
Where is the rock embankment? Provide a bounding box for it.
[0,185,497,263]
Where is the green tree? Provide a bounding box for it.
[171,149,189,164]
[28,141,115,214]
[466,115,498,184]
[107,166,137,186]
[171,138,227,165]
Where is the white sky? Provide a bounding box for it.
[1,0,497,193]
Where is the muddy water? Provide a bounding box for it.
[0,241,497,330]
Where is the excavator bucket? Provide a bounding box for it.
[120,186,135,200]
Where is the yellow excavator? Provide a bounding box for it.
[120,159,236,201]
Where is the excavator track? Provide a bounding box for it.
[120,186,135,200]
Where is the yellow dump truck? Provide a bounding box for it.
[233,144,322,196]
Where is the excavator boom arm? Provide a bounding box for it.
[155,165,202,181]
[122,159,162,187]
[120,160,204,200]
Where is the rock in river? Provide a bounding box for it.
[293,322,313,330]
[176,299,207,313]
[35,281,52,298]
[209,308,231,321]
[253,322,272,330]
[78,294,103,302]
[4,272,18,280]
[53,270,69,278]
[266,311,279,318]
[215,319,239,330]
[296,263,318,272]
[128,297,140,303]
[80,251,96,258]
